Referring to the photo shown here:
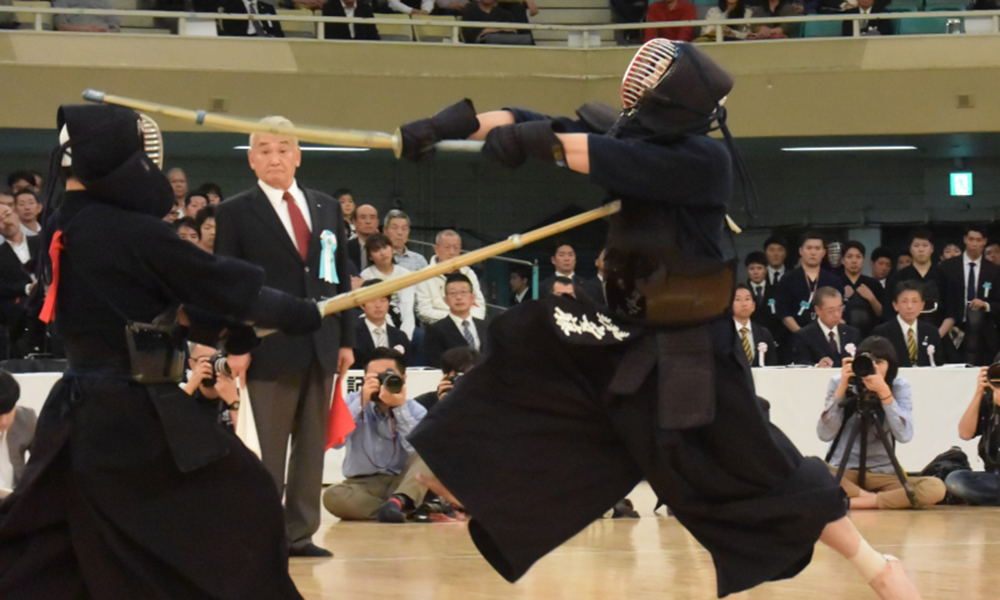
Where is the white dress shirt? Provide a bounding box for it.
[897,314,918,343]
[750,281,766,300]
[415,257,487,324]
[0,430,13,491]
[818,320,840,353]
[365,318,390,348]
[258,179,313,248]
[767,265,785,285]
[342,0,356,37]
[6,237,30,265]
[389,0,434,14]
[734,318,754,350]
[514,288,529,303]
[963,252,983,304]
[448,312,480,350]
[360,264,416,339]
[19,224,38,238]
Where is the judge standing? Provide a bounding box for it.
[215,117,354,558]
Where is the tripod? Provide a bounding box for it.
[828,385,917,508]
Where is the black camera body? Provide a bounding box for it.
[373,369,404,404]
[202,353,231,388]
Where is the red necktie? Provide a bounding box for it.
[283,191,311,261]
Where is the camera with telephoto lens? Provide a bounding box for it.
[851,352,876,379]
[987,362,1000,386]
[202,353,231,388]
[372,369,404,404]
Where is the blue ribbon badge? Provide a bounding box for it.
[319,230,339,284]
[797,300,811,317]
[985,282,992,298]
[767,298,776,314]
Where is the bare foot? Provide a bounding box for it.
[869,557,921,600]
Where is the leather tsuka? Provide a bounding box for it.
[399,99,479,160]
[247,287,322,336]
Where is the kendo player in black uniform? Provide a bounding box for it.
[396,40,921,599]
[0,105,334,599]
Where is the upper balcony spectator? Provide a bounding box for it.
[324,0,381,40]
[642,0,698,43]
[462,0,520,43]
[749,0,802,39]
[699,0,753,41]
[51,0,120,32]
[219,0,285,37]
[841,0,892,36]
[389,0,434,15]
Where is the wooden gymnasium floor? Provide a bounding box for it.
[290,482,998,599]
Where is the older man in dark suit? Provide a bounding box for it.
[791,287,862,368]
[352,280,411,369]
[215,116,353,558]
[219,0,285,37]
[0,370,35,497]
[872,281,943,368]
[424,273,487,368]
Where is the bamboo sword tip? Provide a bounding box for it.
[82,89,106,103]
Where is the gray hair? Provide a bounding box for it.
[383,209,411,229]
[435,229,460,244]
[814,286,842,307]
[249,116,298,147]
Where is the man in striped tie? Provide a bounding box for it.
[733,283,777,370]
[423,273,488,369]
[872,281,943,368]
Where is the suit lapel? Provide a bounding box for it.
[247,188,302,262]
[303,188,325,261]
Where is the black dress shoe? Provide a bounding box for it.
[611,498,640,519]
[289,543,333,558]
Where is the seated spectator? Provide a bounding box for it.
[941,242,962,262]
[197,182,224,205]
[183,344,241,432]
[52,0,121,32]
[0,0,14,30]
[389,0,434,14]
[166,168,187,217]
[219,0,285,37]
[643,0,697,42]
[347,204,379,272]
[383,209,428,273]
[749,0,801,39]
[818,336,946,509]
[540,242,590,300]
[424,273,488,367]
[13,190,42,238]
[0,370,36,497]
[352,280,412,369]
[324,0,381,40]
[174,217,201,245]
[791,287,861,368]
[870,246,893,290]
[509,265,531,305]
[415,230,486,325]
[841,0,892,37]
[0,204,39,358]
[700,0,753,41]
[498,0,538,23]
[945,360,1000,505]
[872,282,943,368]
[986,242,1000,267]
[0,190,13,211]
[322,348,430,522]
[841,241,883,338]
[896,252,912,271]
[195,206,216,254]
[415,346,480,411]
[734,283,777,368]
[461,0,519,44]
[334,188,356,237]
[6,171,37,195]
[746,251,786,363]
[360,237,416,339]
[183,191,208,219]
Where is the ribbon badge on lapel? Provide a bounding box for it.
[319,230,339,284]
[985,282,992,299]
[767,298,776,314]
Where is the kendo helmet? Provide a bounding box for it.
[612,40,734,139]
[53,104,173,218]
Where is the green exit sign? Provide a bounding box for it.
[951,172,973,196]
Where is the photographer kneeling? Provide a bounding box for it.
[183,344,240,432]
[944,360,1000,505]
[322,347,431,523]
[818,336,946,509]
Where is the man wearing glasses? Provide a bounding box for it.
[424,273,488,368]
[791,287,862,368]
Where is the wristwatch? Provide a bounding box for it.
[228,401,241,411]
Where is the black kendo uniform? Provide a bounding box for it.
[399,42,846,598]
[0,106,319,600]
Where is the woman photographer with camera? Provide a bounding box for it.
[945,361,1000,505]
[819,336,946,509]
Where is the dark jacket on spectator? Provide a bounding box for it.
[939,255,1000,365]
[0,237,38,305]
[791,321,861,367]
[841,5,893,37]
[424,315,487,368]
[748,278,788,363]
[871,320,942,368]
[323,0,381,40]
[461,3,516,43]
[842,273,885,338]
[774,266,846,331]
[219,0,285,37]
[735,321,778,367]
[352,318,411,369]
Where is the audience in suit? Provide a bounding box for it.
[939,226,1000,366]
[346,204,380,272]
[323,0,381,40]
[870,247,894,292]
[840,241,884,338]
[219,0,285,37]
[883,230,948,342]
[763,235,789,287]
[746,251,786,364]
[539,242,590,300]
[0,204,40,358]
[352,280,412,369]
[415,230,486,325]
[841,0,893,37]
[359,233,416,339]
[791,287,861,367]
[775,231,845,335]
[733,284,777,369]
[509,265,532,305]
[0,370,36,497]
[872,281,943,368]
[424,273,488,368]
[578,248,607,308]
